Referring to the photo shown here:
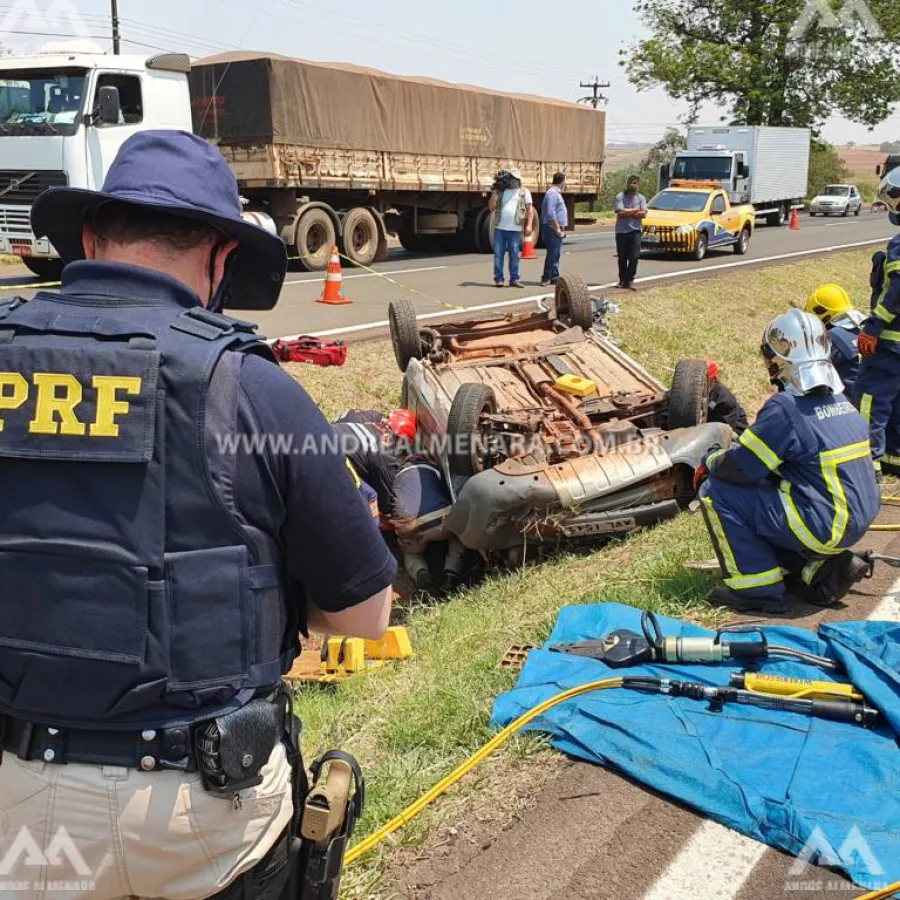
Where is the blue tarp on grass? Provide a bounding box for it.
[491,603,900,889]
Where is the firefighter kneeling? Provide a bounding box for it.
[697,309,880,614]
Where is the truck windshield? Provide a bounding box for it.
[648,191,710,213]
[672,156,732,181]
[820,185,850,196]
[0,68,87,136]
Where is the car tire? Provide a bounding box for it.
[389,298,422,372]
[733,226,751,255]
[668,359,709,429]
[809,211,817,217]
[446,383,497,477]
[23,257,63,281]
[855,205,861,216]
[842,206,849,217]
[554,273,593,330]
[693,232,709,262]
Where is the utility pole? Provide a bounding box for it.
[111,0,120,54]
[578,77,610,109]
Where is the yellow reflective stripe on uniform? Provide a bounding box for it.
[801,558,826,586]
[880,328,900,342]
[725,568,784,590]
[739,429,783,471]
[885,260,900,276]
[884,453,900,466]
[701,495,741,576]
[701,496,781,591]
[346,458,361,488]
[779,440,872,555]
[874,304,894,323]
[706,447,727,467]
[861,394,873,424]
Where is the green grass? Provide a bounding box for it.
[283,248,879,896]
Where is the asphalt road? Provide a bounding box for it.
[0,213,892,340]
[396,517,900,900]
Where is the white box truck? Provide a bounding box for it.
[660,125,810,226]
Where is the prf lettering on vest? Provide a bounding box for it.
[0,372,142,437]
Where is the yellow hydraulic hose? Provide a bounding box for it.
[856,882,900,900]
[882,497,900,505]
[344,676,625,864]
[868,524,900,531]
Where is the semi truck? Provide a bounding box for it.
[0,47,606,278]
[877,155,900,178]
[659,125,810,227]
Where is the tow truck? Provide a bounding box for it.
[641,181,756,261]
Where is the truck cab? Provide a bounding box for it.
[666,148,750,204]
[0,47,191,278]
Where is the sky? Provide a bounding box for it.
[0,0,897,146]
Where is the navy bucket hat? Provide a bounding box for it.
[31,130,287,310]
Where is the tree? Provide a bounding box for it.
[624,0,900,132]
[807,139,849,197]
[640,127,687,171]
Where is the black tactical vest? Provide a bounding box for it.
[0,292,295,729]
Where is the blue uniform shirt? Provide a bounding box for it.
[64,262,397,628]
[828,324,861,396]
[863,234,900,352]
[708,390,879,553]
[541,186,568,228]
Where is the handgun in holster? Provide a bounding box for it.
[287,750,365,900]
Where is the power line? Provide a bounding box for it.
[578,77,610,108]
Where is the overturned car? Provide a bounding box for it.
[389,275,731,562]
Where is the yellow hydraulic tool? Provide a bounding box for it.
[731,672,865,703]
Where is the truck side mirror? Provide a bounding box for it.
[740,163,749,178]
[97,86,121,125]
[876,164,883,177]
[658,162,671,190]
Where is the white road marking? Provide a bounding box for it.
[275,235,888,341]
[642,820,768,900]
[640,572,900,900]
[283,264,447,286]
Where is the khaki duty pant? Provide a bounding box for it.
[0,742,293,900]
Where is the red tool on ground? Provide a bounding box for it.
[271,336,348,367]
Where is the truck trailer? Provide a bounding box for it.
[659,125,810,226]
[0,48,606,277]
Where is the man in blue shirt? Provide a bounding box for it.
[0,131,395,900]
[614,174,648,290]
[540,171,568,286]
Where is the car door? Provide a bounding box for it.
[851,186,861,213]
[708,193,734,245]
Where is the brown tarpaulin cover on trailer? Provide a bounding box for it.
[190,51,605,162]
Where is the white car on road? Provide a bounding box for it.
[808,184,863,217]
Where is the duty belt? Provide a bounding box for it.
[0,716,198,771]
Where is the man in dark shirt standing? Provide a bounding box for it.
[614,174,648,291]
[0,130,395,900]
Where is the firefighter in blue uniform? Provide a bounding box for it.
[698,309,879,614]
[853,168,900,476]
[0,132,395,900]
[804,284,864,398]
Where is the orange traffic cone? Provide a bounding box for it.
[790,208,800,231]
[316,247,352,305]
[520,228,537,260]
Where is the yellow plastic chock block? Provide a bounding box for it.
[322,636,367,674]
[555,374,597,397]
[365,626,414,661]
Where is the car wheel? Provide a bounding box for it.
[693,232,709,262]
[446,383,497,477]
[842,205,849,217]
[554,273,593,330]
[668,359,709,428]
[389,298,423,372]
[809,211,817,217]
[733,226,751,255]
[855,205,861,216]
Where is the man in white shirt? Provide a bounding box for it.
[489,168,534,288]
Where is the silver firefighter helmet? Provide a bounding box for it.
[761,308,843,397]
[877,167,900,225]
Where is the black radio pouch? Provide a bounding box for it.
[197,698,283,797]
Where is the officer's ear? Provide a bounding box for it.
[82,224,99,260]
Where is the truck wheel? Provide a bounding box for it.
[296,208,336,271]
[554,273,593,330]
[668,360,709,429]
[693,232,709,261]
[341,207,379,267]
[23,258,63,281]
[766,204,787,227]
[446,383,497,477]
[389,298,422,372]
[530,208,542,249]
[476,208,492,254]
[733,226,751,255]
